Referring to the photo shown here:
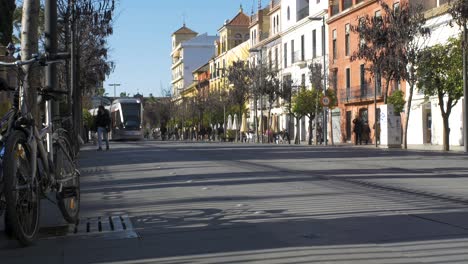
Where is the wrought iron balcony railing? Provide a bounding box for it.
[339,84,383,103]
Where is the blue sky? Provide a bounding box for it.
[104,0,258,97]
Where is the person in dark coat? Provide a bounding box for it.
[362,122,371,145]
[353,117,363,145]
[95,105,111,151]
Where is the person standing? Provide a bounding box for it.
[362,122,371,145]
[353,116,363,145]
[95,105,111,151]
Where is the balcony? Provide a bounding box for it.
[297,5,309,21]
[339,84,383,103]
[292,51,306,68]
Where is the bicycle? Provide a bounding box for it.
[0,53,80,246]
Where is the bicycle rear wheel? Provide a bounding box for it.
[54,135,80,224]
[3,130,40,246]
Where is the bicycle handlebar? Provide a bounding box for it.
[0,52,71,67]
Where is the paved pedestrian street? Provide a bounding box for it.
[2,142,468,263]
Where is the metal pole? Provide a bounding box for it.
[322,17,328,146]
[260,50,264,144]
[463,22,468,153]
[45,0,58,117]
[375,68,378,148]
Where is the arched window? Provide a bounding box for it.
[273,17,276,33]
[245,33,250,40]
[234,33,242,46]
[287,6,290,21]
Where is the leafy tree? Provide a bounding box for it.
[227,60,253,141]
[353,1,429,149]
[351,1,389,101]
[292,88,321,145]
[279,75,295,144]
[417,37,463,151]
[387,90,405,114]
[120,92,130,97]
[261,69,281,142]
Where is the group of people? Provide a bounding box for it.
[353,116,380,145]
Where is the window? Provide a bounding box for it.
[376,72,382,95]
[332,69,338,90]
[268,51,272,69]
[312,29,317,58]
[273,17,276,33]
[332,29,337,60]
[345,24,350,56]
[331,0,339,16]
[343,0,353,10]
[359,17,366,47]
[301,35,305,61]
[291,40,295,64]
[346,68,351,97]
[360,64,365,94]
[245,33,250,40]
[275,47,278,70]
[234,33,242,46]
[223,59,226,76]
[287,6,290,21]
[393,2,400,13]
[284,43,288,68]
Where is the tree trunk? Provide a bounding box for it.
[403,82,415,149]
[329,110,334,146]
[295,116,300,145]
[308,116,313,145]
[442,114,450,151]
[384,76,391,104]
[21,0,40,121]
[268,105,272,143]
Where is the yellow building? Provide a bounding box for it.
[209,6,251,93]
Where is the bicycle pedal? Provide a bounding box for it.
[58,186,77,199]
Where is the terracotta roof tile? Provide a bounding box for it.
[173,25,197,35]
[228,12,250,27]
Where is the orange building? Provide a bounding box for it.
[327,0,405,143]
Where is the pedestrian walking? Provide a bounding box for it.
[95,105,111,151]
[353,116,363,145]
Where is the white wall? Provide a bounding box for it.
[406,13,463,146]
[182,46,215,89]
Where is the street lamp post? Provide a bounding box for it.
[109,83,121,98]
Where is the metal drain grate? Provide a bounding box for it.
[74,215,137,237]
[40,215,138,240]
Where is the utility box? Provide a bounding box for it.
[379,104,402,148]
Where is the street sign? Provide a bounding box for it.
[321,96,330,107]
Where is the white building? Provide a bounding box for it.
[170,25,217,99]
[279,0,329,142]
[406,3,463,147]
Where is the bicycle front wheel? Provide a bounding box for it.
[54,135,80,224]
[3,130,40,246]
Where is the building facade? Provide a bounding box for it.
[170,25,217,99]
[406,1,463,146]
[209,6,251,94]
[328,0,405,143]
